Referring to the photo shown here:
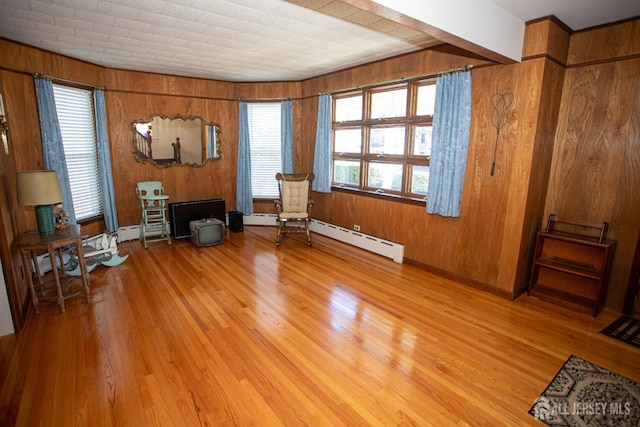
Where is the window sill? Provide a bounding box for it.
[77,215,104,226]
[329,186,426,207]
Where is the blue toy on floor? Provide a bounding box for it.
[66,232,129,276]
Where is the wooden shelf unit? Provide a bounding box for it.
[528,215,615,316]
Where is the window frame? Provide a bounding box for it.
[331,79,436,202]
[52,82,104,222]
[246,101,282,199]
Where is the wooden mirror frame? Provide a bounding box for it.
[131,113,221,168]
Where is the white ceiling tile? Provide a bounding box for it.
[54,17,95,32]
[8,7,56,25]
[0,0,26,9]
[0,0,637,82]
[89,38,126,51]
[113,17,149,33]
[102,47,133,57]
[40,38,75,52]
[28,1,75,18]
[73,9,116,26]
[51,0,99,9]
[94,1,140,19]
[106,34,136,47]
[35,21,74,37]
[0,16,38,31]
[75,29,107,42]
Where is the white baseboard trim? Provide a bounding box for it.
[118,215,405,263]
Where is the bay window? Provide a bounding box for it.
[332,79,437,201]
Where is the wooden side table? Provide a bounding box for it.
[17,225,90,314]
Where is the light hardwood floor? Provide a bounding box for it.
[0,226,638,426]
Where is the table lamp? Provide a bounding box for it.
[17,170,64,235]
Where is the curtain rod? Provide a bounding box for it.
[323,64,474,96]
[237,96,292,102]
[33,73,103,90]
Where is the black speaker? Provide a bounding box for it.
[228,210,243,232]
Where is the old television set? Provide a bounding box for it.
[190,218,225,247]
[169,199,226,239]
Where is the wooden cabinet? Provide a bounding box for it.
[528,215,615,316]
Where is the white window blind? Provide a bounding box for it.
[52,84,103,220]
[248,103,281,198]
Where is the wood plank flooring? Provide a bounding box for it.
[1,225,638,426]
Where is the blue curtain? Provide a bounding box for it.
[34,76,77,224]
[426,71,472,218]
[236,101,253,214]
[94,90,119,232]
[312,94,332,193]
[281,100,293,173]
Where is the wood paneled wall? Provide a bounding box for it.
[544,19,640,308]
[103,69,238,227]
[0,42,109,329]
[303,22,568,297]
[1,15,639,331]
[0,73,26,331]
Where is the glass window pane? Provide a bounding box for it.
[371,88,407,119]
[412,126,432,156]
[335,96,362,121]
[247,103,281,198]
[334,129,362,153]
[370,127,405,155]
[416,84,436,116]
[411,165,429,195]
[53,84,102,220]
[334,160,360,185]
[368,163,403,191]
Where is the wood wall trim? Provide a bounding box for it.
[521,53,567,68]
[567,18,640,65]
[565,52,640,69]
[525,15,573,35]
[521,17,570,66]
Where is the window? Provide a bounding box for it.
[247,102,281,198]
[332,80,436,200]
[52,84,103,220]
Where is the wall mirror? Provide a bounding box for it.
[131,114,220,167]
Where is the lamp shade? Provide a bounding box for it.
[17,171,64,235]
[16,170,63,206]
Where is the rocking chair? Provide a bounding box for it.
[274,172,314,246]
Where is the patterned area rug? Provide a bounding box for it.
[530,355,640,426]
[600,316,640,349]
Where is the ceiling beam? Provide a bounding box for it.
[336,0,524,64]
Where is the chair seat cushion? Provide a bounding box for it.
[279,212,309,219]
[282,180,309,213]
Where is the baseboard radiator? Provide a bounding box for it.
[117,225,141,242]
[242,213,278,226]
[241,214,404,263]
[118,215,405,263]
[35,251,72,274]
[117,223,171,242]
[309,219,404,263]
